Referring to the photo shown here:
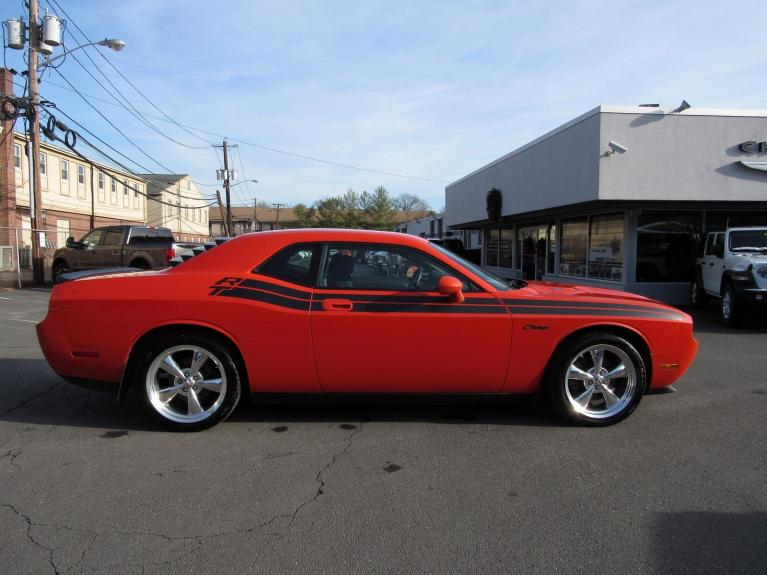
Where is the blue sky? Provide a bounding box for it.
[5,0,766,210]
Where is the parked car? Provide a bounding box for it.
[692,227,767,325]
[37,229,698,431]
[51,225,177,281]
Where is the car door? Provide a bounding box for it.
[702,233,724,294]
[98,228,126,267]
[309,243,512,393]
[74,229,105,270]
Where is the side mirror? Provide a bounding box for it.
[65,236,76,248]
[437,276,465,303]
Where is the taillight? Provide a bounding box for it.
[165,248,175,261]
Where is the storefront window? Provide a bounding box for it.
[547,223,557,274]
[636,212,701,282]
[486,228,499,267]
[518,224,547,280]
[559,218,588,277]
[588,213,624,281]
[499,228,513,268]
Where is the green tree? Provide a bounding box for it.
[339,189,360,228]
[315,196,345,228]
[365,186,396,230]
[290,203,316,228]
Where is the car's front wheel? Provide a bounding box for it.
[138,334,242,431]
[547,333,647,426]
[52,260,70,282]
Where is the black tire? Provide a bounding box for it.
[137,333,242,431]
[129,259,150,270]
[546,332,647,426]
[52,260,71,282]
[690,273,707,308]
[720,283,740,327]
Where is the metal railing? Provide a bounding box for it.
[0,225,93,288]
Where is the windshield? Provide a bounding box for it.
[429,241,511,290]
[729,230,767,252]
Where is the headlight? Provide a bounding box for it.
[757,266,767,279]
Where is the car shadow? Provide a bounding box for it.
[653,511,767,573]
[681,305,767,335]
[0,358,570,431]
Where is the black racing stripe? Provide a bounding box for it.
[240,278,312,300]
[217,287,310,311]
[313,293,496,305]
[509,307,683,320]
[503,299,678,313]
[311,300,507,314]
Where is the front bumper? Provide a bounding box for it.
[733,286,767,305]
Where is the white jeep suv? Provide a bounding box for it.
[692,227,767,325]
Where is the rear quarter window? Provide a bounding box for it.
[256,244,319,286]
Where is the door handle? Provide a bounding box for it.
[112,250,120,255]
[322,299,353,311]
[708,263,714,266]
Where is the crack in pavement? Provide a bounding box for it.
[0,381,64,419]
[0,420,367,570]
[289,420,365,527]
[2,503,60,574]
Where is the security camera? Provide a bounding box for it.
[608,141,628,154]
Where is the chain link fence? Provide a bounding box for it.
[0,224,92,287]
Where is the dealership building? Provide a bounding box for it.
[444,105,767,304]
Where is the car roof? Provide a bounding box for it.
[229,228,431,247]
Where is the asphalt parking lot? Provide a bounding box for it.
[1,289,766,574]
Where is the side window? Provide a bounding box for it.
[102,229,125,247]
[319,244,471,291]
[80,229,104,248]
[257,244,318,286]
[712,234,724,258]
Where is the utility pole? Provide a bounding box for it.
[272,202,285,229]
[89,165,95,229]
[253,197,258,232]
[28,0,44,284]
[215,190,228,236]
[222,139,232,236]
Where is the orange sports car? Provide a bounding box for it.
[36,229,698,431]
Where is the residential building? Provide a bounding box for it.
[141,174,209,243]
[209,206,297,237]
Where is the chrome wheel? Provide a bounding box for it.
[145,345,228,424]
[564,344,637,420]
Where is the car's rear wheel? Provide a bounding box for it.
[691,274,706,308]
[547,333,646,426]
[721,284,739,327]
[138,334,242,431]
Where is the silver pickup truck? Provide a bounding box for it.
[51,225,180,281]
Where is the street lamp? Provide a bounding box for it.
[41,38,126,66]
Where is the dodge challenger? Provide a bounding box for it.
[36,229,698,431]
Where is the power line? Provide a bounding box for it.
[51,68,178,174]
[47,0,214,147]
[36,77,448,183]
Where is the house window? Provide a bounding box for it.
[13,144,21,169]
[56,219,70,249]
[110,178,117,204]
[78,164,85,184]
[123,180,129,207]
[61,159,69,181]
[39,152,47,175]
[98,172,105,203]
[559,217,588,278]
